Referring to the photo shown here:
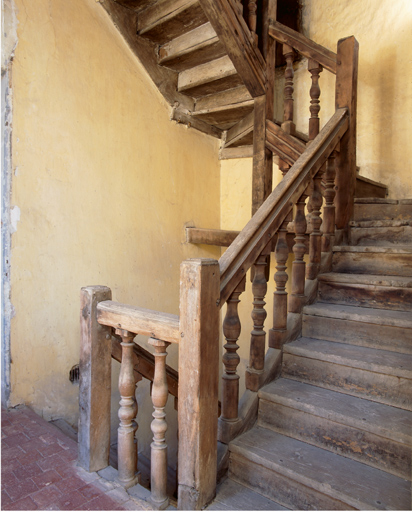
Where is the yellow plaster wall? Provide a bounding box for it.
[9,0,220,461]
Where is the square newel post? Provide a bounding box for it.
[79,286,112,472]
[178,259,220,511]
[335,35,359,229]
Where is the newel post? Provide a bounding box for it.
[335,36,359,229]
[79,286,112,472]
[178,259,220,511]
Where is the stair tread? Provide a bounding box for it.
[303,302,412,327]
[318,272,412,288]
[284,337,412,379]
[207,478,290,510]
[259,378,412,445]
[333,245,412,253]
[350,219,412,227]
[230,427,411,510]
[354,198,412,204]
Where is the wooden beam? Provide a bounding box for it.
[97,301,180,343]
[171,108,223,138]
[335,36,359,229]
[225,111,254,147]
[178,259,220,510]
[266,119,306,166]
[186,227,240,246]
[198,0,266,97]
[219,145,253,159]
[269,20,337,74]
[195,85,252,111]
[219,108,349,305]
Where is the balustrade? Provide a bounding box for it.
[289,192,308,313]
[308,59,323,141]
[282,44,295,136]
[322,148,338,252]
[306,168,324,280]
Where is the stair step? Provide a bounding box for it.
[178,56,243,98]
[207,478,290,510]
[229,427,410,510]
[138,0,208,44]
[114,0,155,13]
[258,378,412,479]
[353,198,412,222]
[282,337,412,409]
[158,22,226,71]
[302,303,412,354]
[191,99,254,131]
[350,224,412,246]
[318,272,412,311]
[332,245,412,277]
[355,175,388,199]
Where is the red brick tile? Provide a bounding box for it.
[1,445,25,461]
[2,495,38,510]
[37,454,65,471]
[54,490,87,510]
[55,475,86,494]
[81,494,120,510]
[37,443,64,458]
[77,483,104,501]
[1,489,12,507]
[31,484,63,508]
[1,418,12,428]
[5,477,39,502]
[55,464,78,479]
[1,424,24,437]
[39,433,59,446]
[32,469,62,490]
[3,433,31,448]
[12,462,43,481]
[1,457,22,474]
[58,449,77,463]
[16,448,44,465]
[1,471,18,489]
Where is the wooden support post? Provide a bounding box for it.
[322,148,338,252]
[282,44,296,136]
[289,193,308,313]
[335,36,359,229]
[178,259,220,511]
[306,167,324,280]
[79,286,112,472]
[148,338,171,511]
[116,329,140,489]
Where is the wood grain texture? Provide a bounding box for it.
[252,95,272,215]
[265,119,305,166]
[186,227,239,246]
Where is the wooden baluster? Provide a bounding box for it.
[221,276,246,423]
[289,193,308,313]
[306,167,324,280]
[148,338,171,510]
[282,44,295,136]
[116,328,140,489]
[246,244,271,392]
[248,0,258,43]
[308,59,323,142]
[269,214,291,349]
[322,148,338,252]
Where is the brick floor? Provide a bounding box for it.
[1,406,165,511]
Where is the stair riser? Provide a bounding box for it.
[332,251,412,277]
[350,226,412,246]
[282,354,412,410]
[353,203,412,222]
[302,315,412,354]
[229,453,354,511]
[318,281,412,312]
[258,400,411,479]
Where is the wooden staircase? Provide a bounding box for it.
[215,198,412,510]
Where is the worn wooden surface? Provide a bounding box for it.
[225,111,254,147]
[191,101,254,131]
[97,301,180,343]
[186,227,239,246]
[355,174,387,199]
[219,145,253,159]
[353,200,412,222]
[178,259,220,510]
[269,21,337,74]
[265,119,305,166]
[350,224,412,246]
[195,85,252,111]
[171,107,223,138]
[79,286,113,473]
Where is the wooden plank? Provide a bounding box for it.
[225,111,254,147]
[113,0,153,12]
[252,95,272,215]
[335,36,359,229]
[355,174,388,199]
[198,0,266,97]
[178,56,242,97]
[191,101,254,131]
[269,20,337,74]
[158,22,226,72]
[265,119,305,165]
[111,336,179,397]
[186,227,239,246]
[195,85,252,111]
[219,145,253,159]
[171,107,223,138]
[219,108,348,305]
[138,0,208,44]
[97,301,180,343]
[178,259,220,510]
[78,286,112,472]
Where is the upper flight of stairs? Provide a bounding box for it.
[213,198,412,510]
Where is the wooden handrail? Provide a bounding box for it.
[219,108,349,305]
[266,119,306,166]
[97,301,180,343]
[269,20,337,74]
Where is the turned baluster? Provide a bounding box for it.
[322,148,338,252]
[148,338,171,510]
[282,44,295,136]
[289,193,308,313]
[269,214,291,349]
[116,328,140,489]
[248,0,258,43]
[308,59,323,142]
[246,244,271,391]
[221,276,246,422]
[306,167,324,280]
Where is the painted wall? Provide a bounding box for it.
[8,0,220,463]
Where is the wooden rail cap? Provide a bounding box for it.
[97,301,180,344]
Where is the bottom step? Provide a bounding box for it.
[229,427,411,510]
